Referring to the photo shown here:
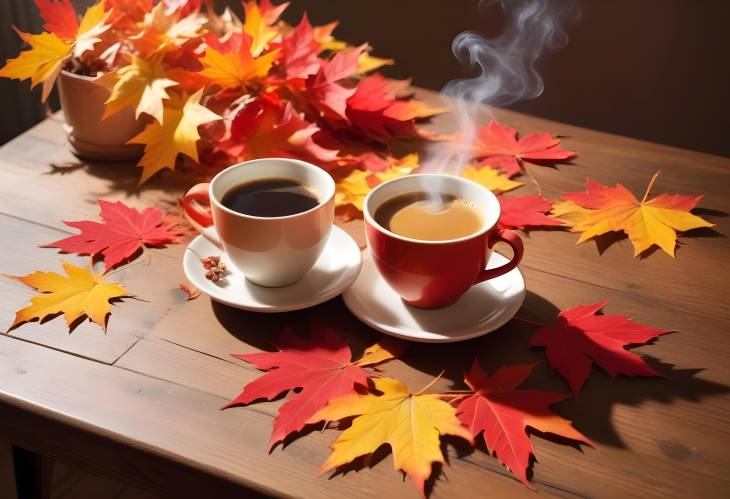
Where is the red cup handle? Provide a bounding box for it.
[475,228,524,283]
[183,183,213,231]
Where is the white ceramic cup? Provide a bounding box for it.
[183,159,335,287]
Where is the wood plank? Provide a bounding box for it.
[0,213,188,364]
[133,264,730,498]
[0,335,550,499]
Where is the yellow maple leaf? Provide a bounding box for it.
[6,260,131,332]
[551,172,714,257]
[309,377,472,493]
[461,164,522,194]
[133,3,205,56]
[102,56,177,123]
[0,30,71,101]
[0,1,109,101]
[128,89,221,184]
[199,44,280,90]
[242,1,278,56]
[73,1,111,56]
[335,154,417,211]
[358,52,394,74]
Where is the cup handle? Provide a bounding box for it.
[475,228,524,283]
[182,182,222,247]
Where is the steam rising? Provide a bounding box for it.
[422,0,579,178]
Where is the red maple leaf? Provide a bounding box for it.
[474,120,577,177]
[224,326,401,449]
[498,195,563,230]
[223,97,340,167]
[456,361,592,488]
[45,200,181,272]
[35,0,79,40]
[531,302,671,394]
[258,0,289,25]
[280,14,321,79]
[305,46,362,122]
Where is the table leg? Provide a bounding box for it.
[0,437,18,499]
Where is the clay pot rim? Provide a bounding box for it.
[60,69,108,82]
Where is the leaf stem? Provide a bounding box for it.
[641,171,661,204]
[415,370,444,395]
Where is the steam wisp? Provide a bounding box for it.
[421,0,579,207]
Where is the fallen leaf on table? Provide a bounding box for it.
[456,360,592,488]
[473,120,577,177]
[345,73,448,141]
[499,194,563,230]
[280,14,321,79]
[306,47,361,121]
[309,377,473,494]
[461,164,522,194]
[178,281,200,300]
[128,89,221,183]
[531,302,671,394]
[101,55,177,123]
[551,173,715,257]
[242,0,279,56]
[357,50,393,74]
[224,325,402,449]
[45,199,181,272]
[6,260,131,332]
[223,98,339,167]
[334,154,417,218]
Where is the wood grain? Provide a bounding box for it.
[0,94,728,498]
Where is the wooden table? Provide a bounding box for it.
[1,89,729,498]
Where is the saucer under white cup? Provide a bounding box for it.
[183,226,362,313]
[342,251,526,343]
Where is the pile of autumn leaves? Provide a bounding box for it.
[0,0,445,185]
[222,313,668,493]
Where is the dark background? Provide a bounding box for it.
[1,0,728,157]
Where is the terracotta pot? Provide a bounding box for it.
[57,70,147,161]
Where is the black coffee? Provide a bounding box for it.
[221,178,319,217]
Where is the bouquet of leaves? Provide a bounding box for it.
[0,0,444,186]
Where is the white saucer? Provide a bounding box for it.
[342,252,526,343]
[183,226,362,313]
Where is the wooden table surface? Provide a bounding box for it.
[1,89,729,498]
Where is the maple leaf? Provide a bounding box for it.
[499,195,563,230]
[224,326,401,449]
[309,377,473,493]
[101,56,176,123]
[128,89,221,183]
[132,2,205,56]
[551,173,715,257]
[162,0,201,17]
[103,0,154,30]
[456,361,592,488]
[223,98,340,167]
[358,50,394,74]
[0,2,109,101]
[313,20,347,52]
[6,260,131,332]
[0,30,71,101]
[35,0,79,41]
[280,14,321,79]
[345,74,448,141]
[45,200,181,272]
[242,0,279,56]
[461,164,522,194]
[199,34,279,89]
[473,120,577,177]
[334,155,417,213]
[257,0,289,26]
[306,47,362,122]
[531,302,671,394]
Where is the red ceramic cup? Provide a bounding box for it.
[364,173,524,309]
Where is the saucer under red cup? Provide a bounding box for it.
[363,173,524,309]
